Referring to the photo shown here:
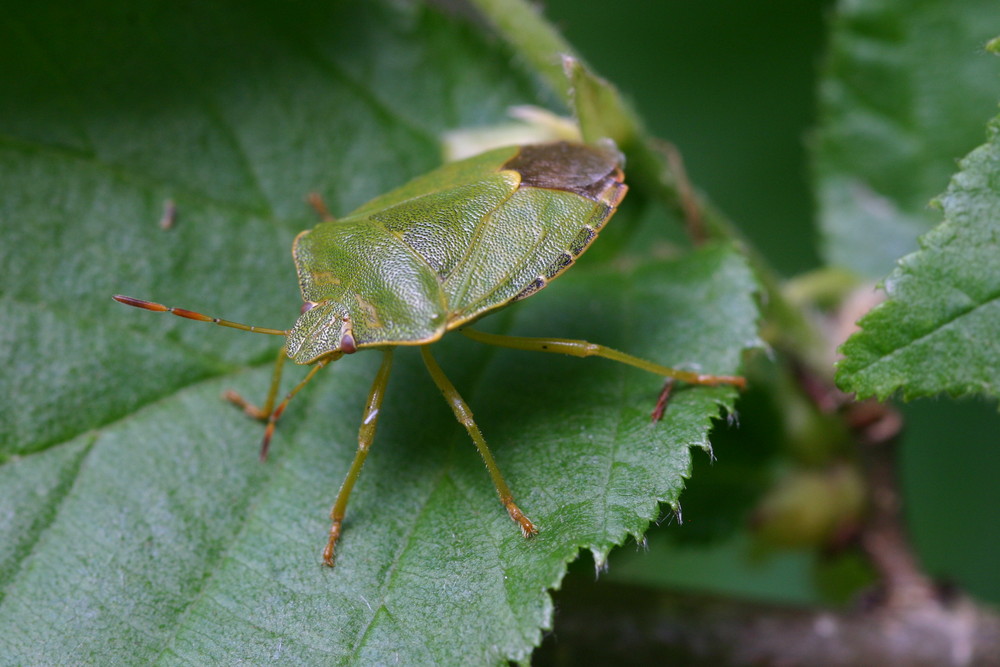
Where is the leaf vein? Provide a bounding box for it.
[0,436,95,599]
[852,289,1000,375]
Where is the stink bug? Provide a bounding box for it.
[114,140,745,567]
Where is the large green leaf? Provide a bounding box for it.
[837,115,1000,400]
[0,1,759,663]
[814,0,999,278]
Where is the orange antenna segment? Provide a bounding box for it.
[113,295,288,336]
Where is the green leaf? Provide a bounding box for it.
[0,1,760,663]
[837,115,1000,401]
[814,0,1000,278]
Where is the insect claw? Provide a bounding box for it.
[307,192,335,221]
[696,373,747,390]
[651,378,675,423]
[259,422,278,461]
[223,390,270,420]
[323,520,342,567]
[506,501,538,538]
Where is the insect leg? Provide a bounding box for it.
[323,349,395,567]
[307,192,335,221]
[460,328,746,389]
[419,345,538,539]
[650,378,676,423]
[250,357,331,461]
[224,346,288,420]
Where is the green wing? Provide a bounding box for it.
[347,146,522,216]
[442,142,627,326]
[286,164,521,363]
[286,142,626,364]
[442,182,624,326]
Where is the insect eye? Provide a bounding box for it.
[301,301,318,314]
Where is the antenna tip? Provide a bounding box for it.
[113,295,167,311]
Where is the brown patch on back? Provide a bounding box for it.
[504,142,629,304]
[502,142,624,202]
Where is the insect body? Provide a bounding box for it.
[114,141,744,567]
[288,141,627,361]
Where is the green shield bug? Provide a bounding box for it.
[114,140,745,567]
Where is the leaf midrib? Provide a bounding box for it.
[848,289,1000,378]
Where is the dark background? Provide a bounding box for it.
[542,0,1000,607]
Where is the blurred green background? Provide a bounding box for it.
[542,0,1000,607]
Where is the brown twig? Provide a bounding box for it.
[537,577,1000,666]
[792,356,935,611]
[652,138,707,245]
[846,399,936,611]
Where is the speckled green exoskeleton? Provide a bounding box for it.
[114,141,744,567]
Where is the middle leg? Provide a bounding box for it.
[419,345,537,539]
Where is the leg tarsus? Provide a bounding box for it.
[651,378,675,423]
[307,192,335,221]
[223,389,269,420]
[227,351,327,462]
[259,418,280,461]
[506,501,538,538]
[323,520,342,567]
[224,346,288,423]
[322,349,395,568]
[420,345,538,540]
[256,359,328,460]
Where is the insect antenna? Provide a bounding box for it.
[113,295,288,336]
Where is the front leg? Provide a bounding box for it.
[223,346,288,421]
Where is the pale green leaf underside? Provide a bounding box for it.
[837,116,1000,401]
[815,0,1000,278]
[0,1,761,664]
